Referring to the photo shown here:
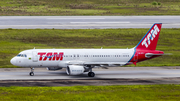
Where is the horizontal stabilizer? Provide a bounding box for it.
[145,53,167,58]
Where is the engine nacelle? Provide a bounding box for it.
[66,65,85,75]
[47,67,62,71]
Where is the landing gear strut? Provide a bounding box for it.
[29,67,34,76]
[88,67,95,77]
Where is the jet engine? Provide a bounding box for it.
[66,65,85,75]
[47,67,62,71]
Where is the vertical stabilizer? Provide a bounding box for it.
[135,23,162,50]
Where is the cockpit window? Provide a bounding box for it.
[17,54,27,57]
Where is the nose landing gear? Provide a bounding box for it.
[29,67,34,76]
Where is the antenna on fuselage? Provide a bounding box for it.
[34,47,35,49]
[101,47,103,49]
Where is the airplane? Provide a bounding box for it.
[10,23,164,77]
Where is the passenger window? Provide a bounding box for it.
[17,54,27,57]
[17,54,21,57]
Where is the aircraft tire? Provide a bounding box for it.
[88,72,95,77]
[29,72,34,76]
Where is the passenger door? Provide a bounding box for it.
[32,51,38,62]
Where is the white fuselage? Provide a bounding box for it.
[11,48,135,68]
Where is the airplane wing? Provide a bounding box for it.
[67,61,129,67]
[84,62,128,65]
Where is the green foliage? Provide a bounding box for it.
[152,2,161,6]
[152,1,158,5]
[0,0,180,15]
[0,28,180,68]
[0,85,180,100]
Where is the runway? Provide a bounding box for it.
[1,67,180,86]
[1,67,180,80]
[0,16,180,29]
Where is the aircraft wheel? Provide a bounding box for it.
[29,72,34,76]
[88,72,95,77]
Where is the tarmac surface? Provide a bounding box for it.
[0,67,180,86]
[0,16,180,29]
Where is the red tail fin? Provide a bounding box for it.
[136,23,162,50]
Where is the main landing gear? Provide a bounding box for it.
[29,67,34,76]
[88,72,95,77]
[88,67,95,77]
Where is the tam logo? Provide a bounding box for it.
[141,25,160,48]
[38,52,64,61]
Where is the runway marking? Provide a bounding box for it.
[70,22,130,24]
[47,18,105,19]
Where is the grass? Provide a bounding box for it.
[0,28,180,68]
[0,85,180,100]
[0,0,180,15]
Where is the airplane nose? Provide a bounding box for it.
[10,57,16,65]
